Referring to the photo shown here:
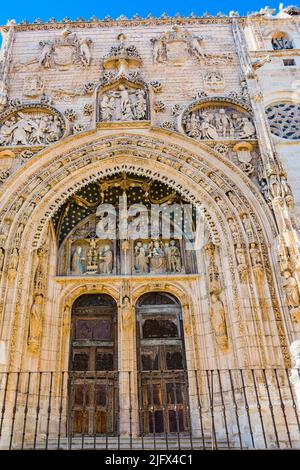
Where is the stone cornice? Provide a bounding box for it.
[1,14,299,32]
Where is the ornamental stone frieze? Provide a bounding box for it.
[0,104,68,147]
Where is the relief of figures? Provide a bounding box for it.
[70,240,114,275]
[0,110,64,146]
[99,85,148,122]
[183,106,256,140]
[134,239,182,274]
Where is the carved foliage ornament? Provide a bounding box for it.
[181,99,256,141]
[0,104,66,147]
[265,102,300,140]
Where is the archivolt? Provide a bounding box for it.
[0,128,277,253]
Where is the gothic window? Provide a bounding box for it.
[271,32,294,50]
[69,294,118,435]
[136,292,190,434]
[265,102,300,140]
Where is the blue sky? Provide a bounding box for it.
[0,1,283,25]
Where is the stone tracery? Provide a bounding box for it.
[265,102,300,140]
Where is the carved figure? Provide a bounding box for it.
[249,243,262,267]
[9,247,19,270]
[71,246,84,274]
[282,270,300,309]
[99,244,113,274]
[39,41,53,68]
[28,294,43,351]
[121,296,133,331]
[0,111,63,147]
[210,293,228,350]
[79,38,92,66]
[169,240,181,272]
[135,241,149,273]
[134,89,147,119]
[149,240,166,273]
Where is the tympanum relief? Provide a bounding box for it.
[0,106,66,147]
[182,103,256,141]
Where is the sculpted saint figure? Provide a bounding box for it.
[249,243,262,267]
[28,294,43,351]
[169,240,181,272]
[149,240,166,273]
[134,89,147,120]
[0,118,18,145]
[282,270,300,309]
[71,246,84,274]
[210,293,228,350]
[121,296,133,332]
[200,112,219,139]
[135,242,148,273]
[101,94,115,121]
[118,85,133,120]
[9,248,19,270]
[99,244,113,274]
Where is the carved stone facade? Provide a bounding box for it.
[0,8,300,449]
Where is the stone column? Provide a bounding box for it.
[289,340,300,412]
[118,296,139,437]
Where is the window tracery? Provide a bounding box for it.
[265,102,300,140]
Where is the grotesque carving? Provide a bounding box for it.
[182,102,256,141]
[0,106,65,147]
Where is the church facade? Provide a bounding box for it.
[0,5,300,449]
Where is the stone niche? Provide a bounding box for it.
[180,98,256,141]
[0,104,68,147]
[96,78,150,124]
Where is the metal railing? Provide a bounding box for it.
[0,369,299,450]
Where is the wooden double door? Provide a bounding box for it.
[68,294,118,435]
